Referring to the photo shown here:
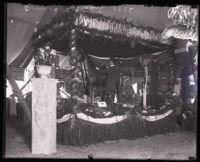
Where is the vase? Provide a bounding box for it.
[36,65,52,78]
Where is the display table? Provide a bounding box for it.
[24,95,175,146]
[57,103,175,146]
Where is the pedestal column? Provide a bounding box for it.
[31,78,57,154]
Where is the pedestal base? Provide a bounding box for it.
[31,78,57,154]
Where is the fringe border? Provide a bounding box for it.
[57,109,175,146]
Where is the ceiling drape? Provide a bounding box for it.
[7,21,35,64]
[6,3,46,65]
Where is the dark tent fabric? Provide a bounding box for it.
[76,32,170,58]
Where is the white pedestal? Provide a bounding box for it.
[31,78,57,154]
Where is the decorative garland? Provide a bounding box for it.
[74,11,172,45]
[167,5,198,28]
[159,50,176,109]
[69,29,83,66]
[69,65,85,98]
[137,50,176,114]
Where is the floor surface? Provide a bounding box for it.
[4,118,197,160]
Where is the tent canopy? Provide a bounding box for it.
[7,4,175,66]
[30,6,173,58]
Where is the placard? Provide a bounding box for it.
[97,101,107,107]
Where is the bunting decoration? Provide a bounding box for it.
[56,105,175,145]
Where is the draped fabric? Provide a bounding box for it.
[7,22,34,64]
[6,3,46,64]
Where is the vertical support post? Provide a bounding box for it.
[91,86,95,104]
[143,65,148,108]
[31,78,57,154]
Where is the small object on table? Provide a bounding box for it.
[97,101,107,107]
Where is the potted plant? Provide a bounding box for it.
[34,46,57,78]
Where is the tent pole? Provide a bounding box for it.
[143,65,148,108]
[6,63,31,124]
